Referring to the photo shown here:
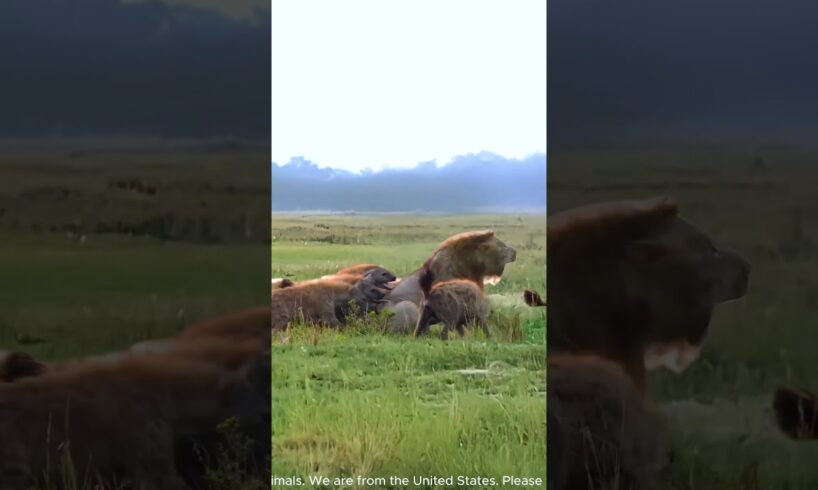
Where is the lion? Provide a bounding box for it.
[0,355,267,489]
[773,385,818,440]
[413,269,490,340]
[548,354,667,490]
[546,196,750,390]
[384,230,516,333]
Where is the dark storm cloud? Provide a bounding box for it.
[0,0,269,139]
[549,0,818,147]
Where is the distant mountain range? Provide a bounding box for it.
[271,152,546,213]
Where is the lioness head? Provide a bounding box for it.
[427,230,517,285]
[548,196,750,383]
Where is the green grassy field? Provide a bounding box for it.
[0,149,269,361]
[271,214,547,488]
[552,146,818,489]
[0,235,267,360]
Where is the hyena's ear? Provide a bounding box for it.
[774,385,818,440]
[0,351,47,382]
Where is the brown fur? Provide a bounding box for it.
[313,272,362,285]
[0,351,46,382]
[774,385,818,440]
[548,354,666,490]
[154,338,270,488]
[3,339,265,379]
[547,197,750,390]
[549,196,678,241]
[179,306,272,341]
[316,266,397,290]
[271,278,294,291]
[385,230,516,333]
[426,230,517,286]
[0,341,272,485]
[129,337,267,377]
[335,263,380,275]
[271,279,348,330]
[0,355,266,489]
[414,279,490,340]
[157,337,265,365]
[0,316,272,488]
[270,276,385,330]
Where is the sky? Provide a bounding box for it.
[0,0,269,140]
[123,0,267,20]
[549,0,818,148]
[271,0,547,172]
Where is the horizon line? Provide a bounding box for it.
[271,151,548,174]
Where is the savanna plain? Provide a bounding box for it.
[271,214,547,488]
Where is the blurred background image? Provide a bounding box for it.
[0,1,271,487]
[549,0,818,488]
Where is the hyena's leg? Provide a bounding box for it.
[439,321,453,340]
[437,310,455,340]
[413,302,435,338]
[455,317,467,338]
[319,306,343,329]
